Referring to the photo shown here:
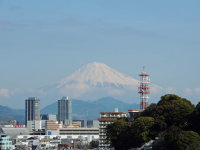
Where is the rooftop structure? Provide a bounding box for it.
[128,109,140,121]
[1,127,29,137]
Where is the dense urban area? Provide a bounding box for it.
[1,94,200,150]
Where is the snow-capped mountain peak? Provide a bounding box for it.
[57,62,138,88]
[41,62,162,102]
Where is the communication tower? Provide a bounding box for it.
[138,66,150,110]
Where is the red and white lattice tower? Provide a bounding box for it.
[138,66,150,111]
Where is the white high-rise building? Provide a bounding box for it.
[98,108,126,149]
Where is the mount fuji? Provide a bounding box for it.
[43,62,162,104]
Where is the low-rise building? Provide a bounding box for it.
[46,120,62,130]
[45,120,62,135]
[59,127,99,139]
[1,127,29,137]
[0,135,12,150]
[73,120,99,128]
[27,120,42,131]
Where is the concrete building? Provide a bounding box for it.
[72,121,81,128]
[41,114,57,129]
[128,109,140,121]
[41,114,57,121]
[87,120,99,128]
[48,114,57,121]
[16,134,98,149]
[58,96,72,125]
[25,97,40,125]
[44,127,99,142]
[1,127,29,137]
[59,127,99,141]
[0,135,12,150]
[27,120,42,131]
[45,120,62,135]
[73,120,99,128]
[98,108,126,149]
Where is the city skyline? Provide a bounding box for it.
[0,0,200,107]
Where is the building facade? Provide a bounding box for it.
[25,97,40,125]
[58,97,72,125]
[59,128,99,141]
[98,109,126,149]
[27,120,42,131]
[0,135,12,150]
[128,109,140,122]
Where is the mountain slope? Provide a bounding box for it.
[41,97,140,120]
[0,105,24,122]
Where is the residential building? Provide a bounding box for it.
[58,96,72,125]
[0,135,12,150]
[25,97,40,125]
[98,108,126,149]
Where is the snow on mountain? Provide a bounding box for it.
[57,62,138,88]
[47,62,163,102]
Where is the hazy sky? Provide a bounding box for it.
[0,0,200,107]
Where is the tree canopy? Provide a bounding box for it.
[152,126,200,150]
[106,119,132,150]
[106,94,200,150]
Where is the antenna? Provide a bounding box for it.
[138,66,150,111]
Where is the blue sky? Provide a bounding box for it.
[0,0,200,107]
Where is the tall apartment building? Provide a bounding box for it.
[58,96,72,125]
[98,108,126,149]
[25,97,40,125]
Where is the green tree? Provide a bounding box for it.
[106,119,132,150]
[141,94,194,132]
[89,140,99,149]
[106,117,155,149]
[106,94,197,150]
[188,102,200,134]
[153,126,200,150]
[156,94,194,128]
[131,116,155,147]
